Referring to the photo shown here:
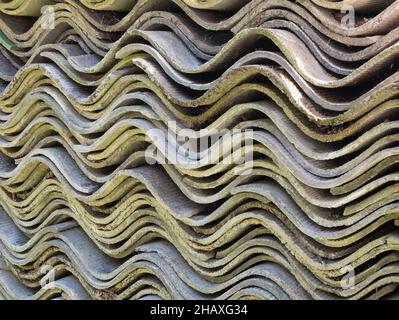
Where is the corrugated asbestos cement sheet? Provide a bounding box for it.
[0,0,398,300]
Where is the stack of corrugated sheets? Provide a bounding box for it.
[0,0,398,300]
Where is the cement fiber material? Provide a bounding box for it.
[0,0,398,300]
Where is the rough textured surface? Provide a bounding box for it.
[0,0,398,300]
